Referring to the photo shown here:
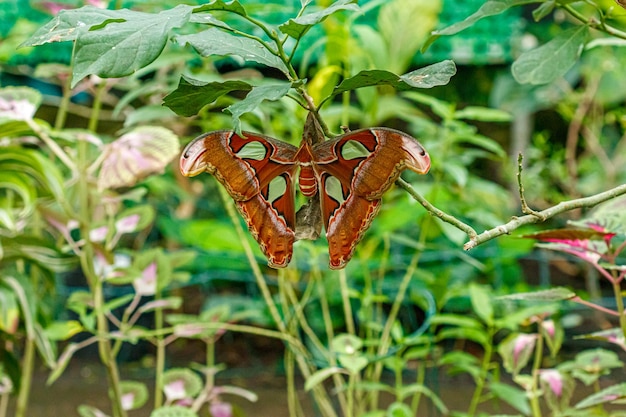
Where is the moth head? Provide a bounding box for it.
[180,135,210,177]
[403,139,431,175]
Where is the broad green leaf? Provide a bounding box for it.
[436,327,489,347]
[176,28,289,75]
[163,77,252,117]
[331,333,363,354]
[469,284,493,326]
[279,0,360,40]
[120,381,149,410]
[305,367,345,391]
[498,287,576,302]
[226,82,292,133]
[21,7,128,46]
[72,5,194,86]
[490,382,531,414]
[512,26,589,85]
[575,383,626,409]
[330,60,456,99]
[338,354,368,374]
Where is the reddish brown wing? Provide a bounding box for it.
[180,131,299,268]
[311,128,431,269]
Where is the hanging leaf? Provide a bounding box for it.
[279,0,360,40]
[176,28,289,75]
[329,60,456,99]
[225,82,293,134]
[512,26,589,85]
[163,77,252,117]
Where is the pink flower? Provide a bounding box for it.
[210,402,233,417]
[540,369,563,397]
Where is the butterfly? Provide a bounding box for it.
[180,115,430,269]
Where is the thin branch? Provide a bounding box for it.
[517,153,545,220]
[464,183,626,250]
[395,178,477,239]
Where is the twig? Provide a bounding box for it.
[395,178,477,239]
[517,153,545,220]
[464,183,626,250]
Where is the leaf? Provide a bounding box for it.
[330,60,456,98]
[498,287,576,302]
[331,333,363,354]
[162,368,203,400]
[469,284,493,326]
[279,0,360,40]
[72,5,194,86]
[163,76,252,117]
[0,86,41,122]
[226,81,292,133]
[490,382,531,414]
[520,228,610,242]
[454,106,512,122]
[150,405,199,417]
[426,0,538,40]
[532,0,556,21]
[176,28,289,75]
[193,0,248,16]
[21,7,129,46]
[97,126,180,190]
[429,314,483,330]
[304,367,345,391]
[575,383,626,409]
[120,380,149,410]
[512,26,589,85]
[386,402,412,417]
[44,320,83,341]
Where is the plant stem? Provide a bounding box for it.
[339,268,355,335]
[612,279,626,337]
[467,328,494,417]
[530,332,545,417]
[154,285,166,409]
[14,337,35,417]
[77,135,126,417]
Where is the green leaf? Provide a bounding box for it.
[193,0,247,16]
[469,284,493,326]
[72,5,194,86]
[338,354,368,374]
[330,60,456,98]
[497,287,576,302]
[575,383,626,409]
[386,402,412,417]
[162,368,203,399]
[176,28,289,75]
[279,0,360,40]
[427,0,538,39]
[21,7,128,46]
[512,26,589,85]
[454,106,512,122]
[436,327,489,347]
[78,405,109,417]
[490,382,531,414]
[226,81,292,133]
[120,381,149,410]
[0,287,19,334]
[429,314,483,330]
[44,320,83,341]
[397,384,448,413]
[163,76,252,117]
[150,406,199,417]
[532,0,556,21]
[331,333,363,354]
[304,367,345,391]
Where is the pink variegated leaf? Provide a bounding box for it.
[162,368,203,402]
[0,87,41,122]
[98,126,179,190]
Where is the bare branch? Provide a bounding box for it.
[464,183,626,250]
